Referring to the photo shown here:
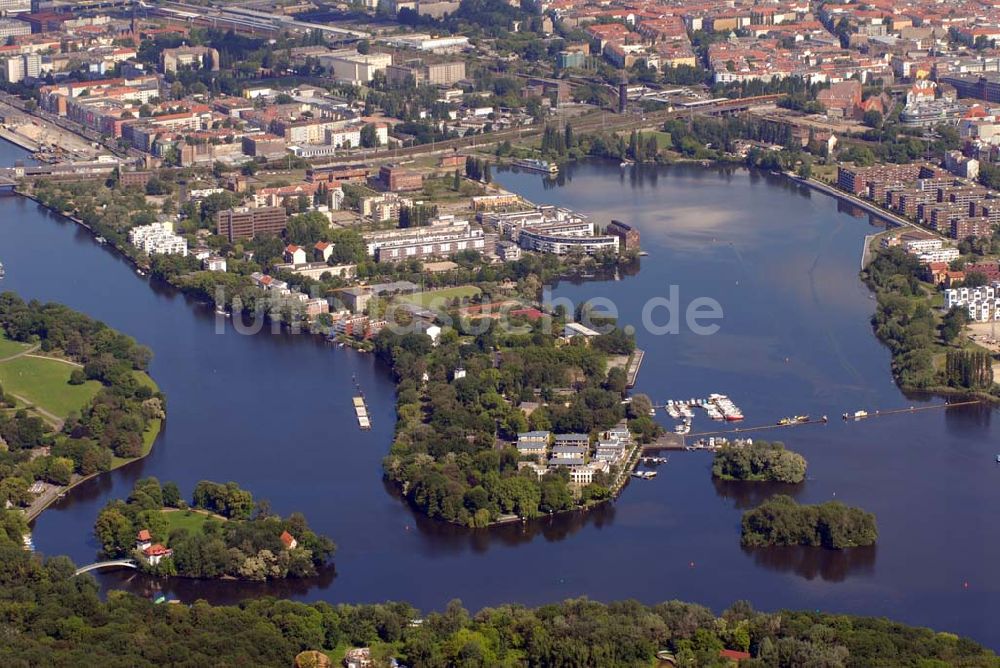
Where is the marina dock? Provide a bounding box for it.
[625,349,644,388]
[684,401,981,439]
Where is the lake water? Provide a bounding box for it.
[1,141,997,648]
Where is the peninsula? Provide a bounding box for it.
[0,293,163,522]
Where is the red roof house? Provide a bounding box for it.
[280,530,298,550]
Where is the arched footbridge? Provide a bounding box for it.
[74,559,138,576]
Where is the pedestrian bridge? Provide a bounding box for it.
[74,559,138,576]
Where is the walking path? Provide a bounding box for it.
[8,392,62,428]
[0,343,38,363]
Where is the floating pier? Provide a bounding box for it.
[354,396,371,430]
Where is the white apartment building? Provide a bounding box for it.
[128,222,188,257]
[916,247,960,264]
[945,284,1000,321]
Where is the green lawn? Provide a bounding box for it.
[650,130,672,149]
[160,509,222,536]
[399,285,482,308]
[0,334,31,359]
[0,356,101,418]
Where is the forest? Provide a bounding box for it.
[712,441,807,484]
[94,477,335,581]
[0,293,163,508]
[374,317,641,527]
[0,512,995,666]
[741,495,878,550]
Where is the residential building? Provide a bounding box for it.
[362,216,492,263]
[128,222,188,256]
[142,544,173,566]
[161,46,220,74]
[215,206,288,242]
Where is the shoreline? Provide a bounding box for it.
[0,126,40,152]
[14,159,994,535]
[25,406,163,524]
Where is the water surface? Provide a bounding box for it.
[2,147,997,648]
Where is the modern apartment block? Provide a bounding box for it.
[215,206,288,242]
[362,216,493,263]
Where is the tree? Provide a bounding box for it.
[941,306,968,343]
[94,506,134,557]
[286,211,330,246]
[360,123,381,148]
[452,169,461,191]
[862,109,883,129]
[162,481,182,508]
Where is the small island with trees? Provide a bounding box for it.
[712,440,807,484]
[741,495,878,549]
[94,477,335,580]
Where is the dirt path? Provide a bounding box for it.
[23,353,82,367]
[0,343,39,363]
[9,392,63,429]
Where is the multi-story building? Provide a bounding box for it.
[0,18,30,41]
[952,218,994,240]
[362,216,492,263]
[319,50,392,84]
[160,46,220,74]
[215,206,288,242]
[386,60,466,87]
[518,225,619,255]
[606,220,641,252]
[945,285,1000,321]
[128,222,188,257]
[379,164,423,192]
[0,0,30,14]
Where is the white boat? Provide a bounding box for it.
[95,236,107,244]
[513,158,558,174]
[0,261,4,279]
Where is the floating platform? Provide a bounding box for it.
[354,395,371,430]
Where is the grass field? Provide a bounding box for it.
[398,285,482,308]
[0,334,31,359]
[0,356,101,418]
[160,509,224,535]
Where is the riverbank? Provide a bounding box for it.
[24,392,162,524]
[10,158,1000,649]
[0,126,39,152]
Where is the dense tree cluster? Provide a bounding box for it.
[0,522,994,666]
[741,495,878,549]
[945,350,994,390]
[0,294,162,507]
[712,441,807,484]
[864,249,940,390]
[374,317,636,526]
[865,249,1000,397]
[94,478,335,580]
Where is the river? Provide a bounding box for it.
[1,141,998,648]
